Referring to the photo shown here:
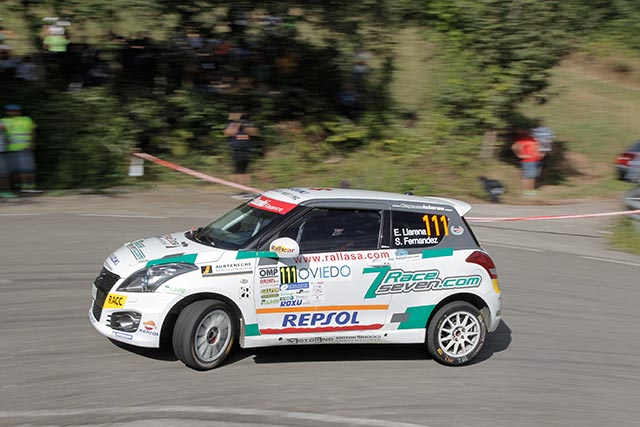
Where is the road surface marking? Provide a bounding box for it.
[581,256,640,268]
[78,214,168,219]
[483,242,544,252]
[0,406,430,427]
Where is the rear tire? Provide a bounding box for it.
[427,301,486,365]
[173,300,236,370]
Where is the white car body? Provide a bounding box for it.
[90,188,502,366]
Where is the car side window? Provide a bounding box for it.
[391,210,451,248]
[279,208,382,253]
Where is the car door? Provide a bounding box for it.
[253,207,392,336]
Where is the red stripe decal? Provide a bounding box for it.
[259,324,383,335]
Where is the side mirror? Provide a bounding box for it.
[269,237,300,258]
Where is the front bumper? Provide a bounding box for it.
[89,290,179,348]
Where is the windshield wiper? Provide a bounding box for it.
[193,227,215,247]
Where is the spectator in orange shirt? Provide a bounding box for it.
[512,131,545,196]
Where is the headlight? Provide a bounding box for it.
[117,263,197,292]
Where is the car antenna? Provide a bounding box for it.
[406,180,426,196]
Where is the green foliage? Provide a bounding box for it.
[34,88,138,189]
[427,0,572,132]
[609,218,640,255]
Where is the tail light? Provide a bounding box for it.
[466,251,500,293]
[616,153,635,166]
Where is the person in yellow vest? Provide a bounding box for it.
[1,105,38,193]
[0,121,17,198]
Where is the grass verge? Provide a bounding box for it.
[609,217,640,255]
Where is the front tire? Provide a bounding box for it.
[427,301,486,366]
[173,300,236,370]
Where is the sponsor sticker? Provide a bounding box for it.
[112,331,133,340]
[201,262,252,276]
[154,234,185,248]
[286,337,334,344]
[240,286,251,299]
[126,241,146,261]
[249,196,297,215]
[391,203,452,212]
[297,265,351,282]
[363,267,482,299]
[450,225,464,235]
[258,311,384,334]
[272,189,302,201]
[259,267,279,278]
[164,286,186,295]
[103,293,128,309]
[280,282,309,291]
[142,320,156,331]
[109,254,120,265]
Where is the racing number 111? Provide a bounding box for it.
[422,214,449,237]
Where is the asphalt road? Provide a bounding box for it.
[1,189,639,427]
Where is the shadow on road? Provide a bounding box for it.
[109,338,178,361]
[108,320,511,368]
[249,343,430,365]
[471,320,512,364]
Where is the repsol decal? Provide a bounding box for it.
[259,310,382,334]
[363,266,481,299]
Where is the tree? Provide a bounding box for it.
[428,0,573,134]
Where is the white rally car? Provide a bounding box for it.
[90,188,502,370]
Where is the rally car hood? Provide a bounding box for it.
[105,231,224,276]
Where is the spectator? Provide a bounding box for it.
[1,105,39,193]
[224,109,258,197]
[0,121,16,199]
[15,56,39,81]
[43,27,69,54]
[512,131,545,196]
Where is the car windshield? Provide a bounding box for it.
[191,203,281,250]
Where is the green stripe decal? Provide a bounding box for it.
[398,305,436,330]
[146,254,197,267]
[245,323,261,336]
[236,251,278,259]
[421,248,454,259]
[363,266,392,299]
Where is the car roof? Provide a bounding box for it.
[262,188,472,216]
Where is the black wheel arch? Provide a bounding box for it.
[160,292,244,349]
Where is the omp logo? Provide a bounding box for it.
[363,266,481,299]
[280,266,297,284]
[259,267,279,278]
[103,293,128,309]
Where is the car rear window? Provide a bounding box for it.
[630,141,640,152]
[390,206,479,250]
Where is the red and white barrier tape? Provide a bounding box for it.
[467,209,640,222]
[133,152,263,194]
[133,152,640,221]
